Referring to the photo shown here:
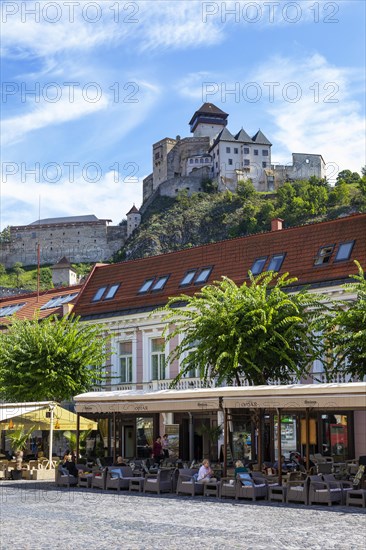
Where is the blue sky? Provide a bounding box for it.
[1,0,365,230]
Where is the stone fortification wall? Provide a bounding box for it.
[166,136,211,179]
[0,222,127,268]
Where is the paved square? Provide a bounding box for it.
[0,481,365,549]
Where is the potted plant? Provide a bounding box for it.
[7,426,35,479]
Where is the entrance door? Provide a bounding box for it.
[124,425,134,459]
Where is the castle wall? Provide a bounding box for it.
[0,222,127,268]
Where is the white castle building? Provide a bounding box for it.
[142,103,325,210]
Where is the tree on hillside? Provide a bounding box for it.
[322,261,366,379]
[159,272,327,386]
[336,169,361,185]
[12,262,25,287]
[0,315,109,402]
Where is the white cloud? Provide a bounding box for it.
[1,88,109,146]
[1,170,143,229]
[251,54,366,178]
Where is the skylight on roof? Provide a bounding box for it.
[180,270,197,286]
[152,276,169,291]
[40,293,78,310]
[314,245,334,266]
[104,284,120,300]
[0,302,26,318]
[335,241,354,262]
[250,257,267,275]
[92,286,107,302]
[139,278,155,293]
[267,253,285,272]
[195,267,212,284]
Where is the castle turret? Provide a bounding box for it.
[126,205,141,238]
[189,103,228,139]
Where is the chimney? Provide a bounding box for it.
[271,218,284,231]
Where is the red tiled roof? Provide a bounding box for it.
[73,214,366,319]
[0,285,83,325]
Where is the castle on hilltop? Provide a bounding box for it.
[141,103,325,214]
[1,104,326,268]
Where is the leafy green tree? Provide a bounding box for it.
[237,179,256,199]
[159,273,326,386]
[12,262,25,287]
[336,169,360,185]
[0,263,6,277]
[0,315,109,402]
[328,180,350,207]
[63,429,92,455]
[322,261,366,379]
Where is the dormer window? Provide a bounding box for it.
[314,245,335,266]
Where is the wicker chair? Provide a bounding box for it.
[235,473,268,502]
[308,477,342,506]
[106,465,140,492]
[322,474,353,504]
[55,468,78,488]
[286,477,309,505]
[91,468,108,490]
[176,469,203,496]
[144,469,172,495]
[219,477,237,499]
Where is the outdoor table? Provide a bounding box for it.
[203,480,220,497]
[346,489,366,508]
[129,477,145,492]
[78,473,93,488]
[268,485,287,502]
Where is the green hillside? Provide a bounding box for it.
[115,177,366,261]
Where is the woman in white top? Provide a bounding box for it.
[197,459,214,483]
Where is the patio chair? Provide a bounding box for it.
[317,462,333,475]
[0,461,7,479]
[144,468,172,495]
[91,468,108,490]
[219,477,237,499]
[235,472,267,502]
[322,473,353,504]
[286,477,309,505]
[106,466,140,492]
[176,469,203,496]
[55,467,78,488]
[308,477,342,506]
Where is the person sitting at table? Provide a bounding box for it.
[273,455,288,473]
[59,451,79,477]
[234,460,248,476]
[197,459,214,483]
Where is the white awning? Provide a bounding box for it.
[0,402,52,422]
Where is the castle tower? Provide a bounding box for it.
[189,103,228,140]
[126,205,141,238]
[51,256,78,287]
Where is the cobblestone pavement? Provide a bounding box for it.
[0,481,365,550]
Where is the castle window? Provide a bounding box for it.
[31,232,36,238]
[228,159,233,165]
[234,148,238,154]
[250,257,268,275]
[205,158,209,163]
[226,147,231,153]
[139,278,155,293]
[104,283,120,300]
[195,267,213,284]
[244,160,250,166]
[314,245,335,266]
[335,241,354,262]
[262,162,267,168]
[190,159,194,164]
[180,270,197,286]
[155,152,160,160]
[243,148,249,154]
[152,275,169,291]
[262,150,269,156]
[254,150,258,156]
[267,253,285,272]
